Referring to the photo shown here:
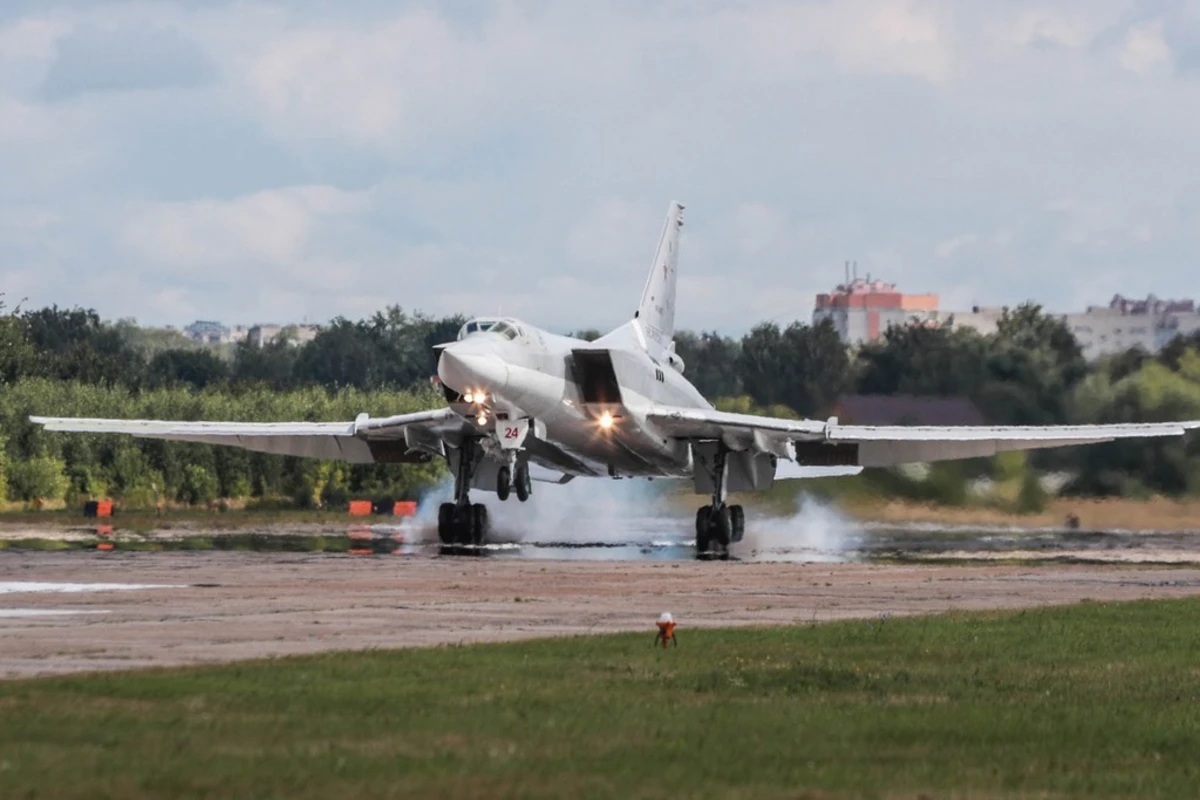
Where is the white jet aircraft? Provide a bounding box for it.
[32,203,1200,555]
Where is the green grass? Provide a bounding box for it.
[3,600,1200,799]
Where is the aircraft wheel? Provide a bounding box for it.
[712,505,732,548]
[471,503,489,546]
[452,505,474,545]
[695,505,712,555]
[497,466,512,501]
[729,504,745,544]
[437,502,456,544]
[515,463,531,503]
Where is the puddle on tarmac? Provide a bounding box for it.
[3,522,1200,564]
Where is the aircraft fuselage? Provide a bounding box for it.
[436,318,706,481]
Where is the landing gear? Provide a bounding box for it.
[436,440,491,547]
[497,465,511,501]
[496,460,531,503]
[514,462,531,503]
[695,504,743,558]
[694,444,745,559]
[437,502,488,545]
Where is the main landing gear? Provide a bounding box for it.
[695,446,745,559]
[437,440,490,546]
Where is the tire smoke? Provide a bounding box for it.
[412,477,861,562]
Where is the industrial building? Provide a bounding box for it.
[812,276,939,346]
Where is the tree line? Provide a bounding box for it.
[0,299,1198,507]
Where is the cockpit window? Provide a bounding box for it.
[491,322,521,340]
[456,318,522,341]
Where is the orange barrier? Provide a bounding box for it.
[348,500,373,516]
[96,542,115,552]
[393,501,417,517]
[84,500,114,518]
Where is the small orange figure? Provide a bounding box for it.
[654,612,678,648]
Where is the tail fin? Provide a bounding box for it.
[635,201,684,356]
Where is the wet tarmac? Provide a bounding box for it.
[4,518,1200,564]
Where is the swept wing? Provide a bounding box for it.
[646,406,1200,468]
[30,408,459,464]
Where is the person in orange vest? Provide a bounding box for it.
[654,612,678,648]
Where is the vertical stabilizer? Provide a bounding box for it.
[635,201,684,356]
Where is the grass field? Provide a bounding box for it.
[2,600,1200,799]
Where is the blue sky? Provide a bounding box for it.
[2,0,1199,333]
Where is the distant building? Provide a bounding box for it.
[183,320,227,345]
[247,323,321,348]
[947,295,1200,360]
[828,394,987,427]
[1066,295,1200,359]
[182,320,250,345]
[813,276,939,346]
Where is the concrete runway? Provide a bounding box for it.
[3,550,1200,678]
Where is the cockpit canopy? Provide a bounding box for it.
[455,317,524,342]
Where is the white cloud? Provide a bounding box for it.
[935,233,978,258]
[0,17,69,63]
[698,0,953,83]
[121,185,370,273]
[1120,19,1173,76]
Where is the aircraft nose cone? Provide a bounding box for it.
[438,350,510,396]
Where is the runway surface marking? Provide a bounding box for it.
[0,581,186,595]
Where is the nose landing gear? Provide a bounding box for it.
[495,460,531,502]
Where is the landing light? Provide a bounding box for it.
[476,413,488,427]
[598,411,614,430]
[463,391,475,404]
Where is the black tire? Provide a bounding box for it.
[730,504,745,544]
[497,466,511,501]
[471,503,488,546]
[453,505,474,545]
[695,505,711,554]
[713,505,732,548]
[437,503,455,544]
[515,463,531,503]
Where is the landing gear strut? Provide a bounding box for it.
[438,439,490,546]
[695,445,744,559]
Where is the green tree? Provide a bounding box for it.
[231,337,298,390]
[22,306,146,387]
[856,325,989,398]
[148,349,229,390]
[1065,361,1200,497]
[673,331,741,400]
[178,464,219,506]
[8,455,68,503]
[740,320,848,417]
